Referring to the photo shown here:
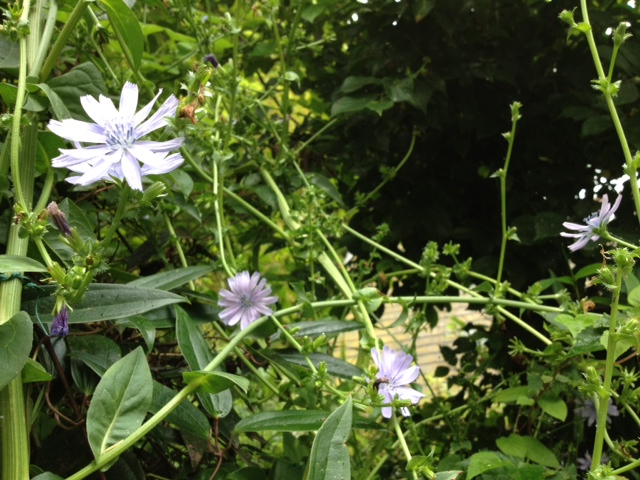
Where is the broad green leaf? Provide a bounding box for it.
[354,287,383,313]
[309,173,345,206]
[183,371,250,395]
[128,265,213,290]
[67,335,122,376]
[32,474,64,480]
[466,452,510,479]
[34,82,71,120]
[307,397,352,480]
[98,0,144,71]
[21,284,185,324]
[0,311,33,390]
[434,472,463,480]
[272,350,363,379]
[574,263,600,280]
[537,394,568,421]
[47,63,108,120]
[496,434,559,468]
[150,381,210,439]
[0,254,47,272]
[0,36,19,72]
[492,386,533,404]
[175,306,232,417]
[87,347,153,459]
[554,313,598,338]
[22,358,53,383]
[234,409,381,433]
[338,76,382,93]
[116,316,156,352]
[628,284,640,307]
[331,95,392,116]
[567,327,606,357]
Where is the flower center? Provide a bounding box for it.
[239,294,254,309]
[104,116,136,151]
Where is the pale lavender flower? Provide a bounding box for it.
[371,345,426,419]
[48,82,184,191]
[218,271,278,330]
[50,305,69,337]
[577,452,608,471]
[576,399,619,427]
[561,194,622,251]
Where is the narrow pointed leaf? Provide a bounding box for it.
[234,409,381,433]
[87,347,153,459]
[175,306,232,417]
[307,397,352,480]
[98,0,144,71]
[128,265,213,290]
[21,284,185,323]
[183,370,250,394]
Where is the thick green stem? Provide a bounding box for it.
[590,270,623,470]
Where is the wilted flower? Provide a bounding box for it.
[203,53,219,68]
[371,345,426,419]
[50,305,69,337]
[47,201,72,237]
[561,194,622,251]
[48,82,184,191]
[576,398,619,427]
[218,271,278,330]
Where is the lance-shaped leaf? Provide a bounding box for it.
[307,397,352,480]
[0,255,47,272]
[175,306,232,417]
[86,347,153,460]
[183,371,249,395]
[128,265,213,291]
[235,409,381,433]
[21,284,185,324]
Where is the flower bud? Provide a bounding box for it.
[50,305,69,337]
[47,202,72,237]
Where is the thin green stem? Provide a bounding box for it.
[270,315,317,374]
[579,0,640,226]
[163,213,194,290]
[101,185,131,248]
[223,187,290,241]
[496,102,521,286]
[39,0,91,82]
[392,414,418,480]
[590,269,623,470]
[214,158,234,277]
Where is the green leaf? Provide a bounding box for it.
[307,397,352,480]
[553,313,598,338]
[496,434,559,468]
[98,0,144,71]
[183,371,250,395]
[47,63,108,120]
[87,347,153,459]
[492,386,533,404]
[271,350,363,379]
[67,335,122,376]
[338,76,382,93]
[150,381,210,439]
[467,452,510,479]
[309,173,345,207]
[31,474,64,480]
[116,316,156,352]
[128,266,213,290]
[354,287,383,313]
[434,472,463,480]
[414,0,436,22]
[537,394,568,421]
[0,311,33,390]
[628,284,640,307]
[175,306,232,417]
[273,319,363,341]
[0,254,47,272]
[227,467,267,480]
[331,95,393,116]
[22,358,53,383]
[22,284,185,324]
[234,409,381,433]
[34,82,71,120]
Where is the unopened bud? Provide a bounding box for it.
[47,202,72,237]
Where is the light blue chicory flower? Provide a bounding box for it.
[48,82,184,191]
[371,345,426,419]
[218,271,278,330]
[561,194,622,251]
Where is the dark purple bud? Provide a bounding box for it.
[47,202,72,237]
[204,54,219,68]
[50,305,69,337]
